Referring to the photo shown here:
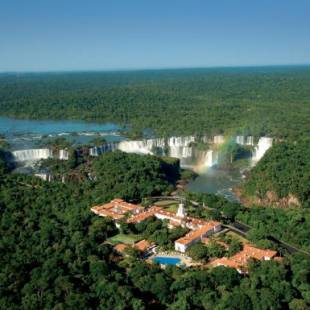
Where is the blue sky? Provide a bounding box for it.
[0,0,309,72]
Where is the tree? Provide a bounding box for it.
[187,243,209,261]
[227,239,242,257]
[119,221,132,234]
[218,290,252,310]
[289,299,309,310]
[206,241,226,258]
[222,203,241,222]
[209,266,241,289]
[88,218,117,243]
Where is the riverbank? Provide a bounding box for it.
[233,187,302,208]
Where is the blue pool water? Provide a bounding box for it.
[153,256,181,265]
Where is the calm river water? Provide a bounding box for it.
[0,116,125,149]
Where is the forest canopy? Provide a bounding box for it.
[1,66,310,308]
[1,157,310,308]
[90,151,179,202]
[0,66,310,139]
[242,139,310,207]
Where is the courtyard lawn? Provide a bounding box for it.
[225,231,249,244]
[154,200,178,207]
[108,233,141,245]
[154,200,179,213]
[166,204,179,213]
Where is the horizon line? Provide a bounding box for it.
[1,63,310,75]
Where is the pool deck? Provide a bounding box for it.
[148,251,193,267]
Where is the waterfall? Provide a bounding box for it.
[116,136,195,159]
[246,136,254,146]
[117,140,154,154]
[236,136,245,145]
[12,149,53,162]
[201,136,209,143]
[204,150,218,167]
[34,173,52,181]
[205,150,214,167]
[235,136,254,146]
[167,136,195,147]
[89,143,117,156]
[214,135,224,144]
[191,149,218,172]
[59,149,69,160]
[169,146,192,159]
[12,134,273,176]
[12,148,70,162]
[252,137,273,162]
[167,136,195,159]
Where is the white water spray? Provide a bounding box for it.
[252,137,273,162]
[12,149,53,162]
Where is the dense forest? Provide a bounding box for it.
[185,192,310,253]
[39,150,180,202]
[1,158,310,309]
[1,66,310,139]
[35,149,310,252]
[1,66,310,308]
[241,139,310,207]
[90,151,179,201]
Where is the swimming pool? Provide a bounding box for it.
[153,256,181,265]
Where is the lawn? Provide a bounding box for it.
[154,200,179,213]
[225,231,249,244]
[165,204,179,213]
[108,233,141,245]
[154,200,178,207]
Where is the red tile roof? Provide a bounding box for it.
[210,244,277,270]
[91,198,144,220]
[175,221,221,245]
[134,239,154,252]
[127,206,161,223]
[113,243,130,254]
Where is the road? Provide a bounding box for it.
[227,221,309,255]
[150,195,310,256]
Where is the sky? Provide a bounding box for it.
[0,0,310,72]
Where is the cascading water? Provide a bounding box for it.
[246,136,254,146]
[34,173,52,181]
[167,136,195,161]
[235,136,254,146]
[59,149,69,160]
[205,150,214,167]
[11,135,272,173]
[190,149,219,173]
[89,143,117,156]
[236,136,245,145]
[214,135,224,144]
[93,135,268,169]
[116,136,195,160]
[12,149,53,162]
[252,137,273,162]
[117,140,155,155]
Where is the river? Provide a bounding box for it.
[186,167,243,202]
[0,116,125,150]
[1,116,248,201]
